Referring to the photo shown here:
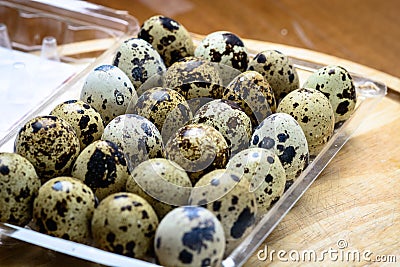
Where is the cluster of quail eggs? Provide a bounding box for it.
[0,14,358,267]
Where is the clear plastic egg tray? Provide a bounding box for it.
[0,1,387,267]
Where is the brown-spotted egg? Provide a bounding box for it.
[226,148,286,214]
[191,99,252,156]
[163,56,223,100]
[0,152,41,226]
[50,100,104,149]
[250,113,309,185]
[247,50,300,101]
[112,38,166,90]
[195,31,248,74]
[154,206,225,267]
[223,70,276,127]
[71,140,130,201]
[14,116,80,182]
[138,15,195,67]
[303,65,357,127]
[102,114,165,171]
[277,88,335,156]
[80,65,138,124]
[127,87,192,143]
[126,158,192,219]
[91,192,159,259]
[33,177,96,244]
[189,169,257,255]
[165,124,230,184]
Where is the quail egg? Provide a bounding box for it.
[14,115,80,182]
[0,152,41,226]
[195,31,248,75]
[226,148,286,214]
[189,169,257,255]
[91,192,159,259]
[112,38,167,90]
[138,15,195,67]
[154,206,225,267]
[303,65,357,127]
[33,177,96,244]
[102,114,165,171]
[223,70,275,126]
[80,64,138,124]
[127,87,192,143]
[277,88,335,156]
[50,100,105,149]
[250,113,309,184]
[247,50,300,101]
[191,99,252,156]
[126,158,192,219]
[71,140,130,201]
[165,123,230,184]
[163,56,223,100]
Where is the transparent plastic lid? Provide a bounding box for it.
[0,0,140,147]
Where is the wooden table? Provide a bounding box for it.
[1,1,400,266]
[89,0,400,79]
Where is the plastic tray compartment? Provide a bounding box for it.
[0,21,387,267]
[0,0,139,147]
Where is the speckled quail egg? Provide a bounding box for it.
[71,140,129,201]
[50,100,104,149]
[154,206,225,267]
[127,87,192,143]
[195,31,248,76]
[165,123,230,184]
[189,169,257,255]
[80,64,138,124]
[303,65,357,127]
[163,56,223,100]
[277,88,335,156]
[126,158,192,219]
[247,50,300,101]
[33,177,96,244]
[138,15,195,67]
[250,113,309,185]
[102,114,165,171]
[223,70,276,127]
[191,99,252,156]
[14,115,80,182]
[226,148,286,214]
[91,192,159,259]
[112,38,167,90]
[0,152,41,226]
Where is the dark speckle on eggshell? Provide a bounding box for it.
[182,219,216,253]
[71,140,129,201]
[179,249,194,264]
[230,207,255,239]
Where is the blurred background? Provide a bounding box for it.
[88,0,400,78]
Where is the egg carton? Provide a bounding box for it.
[0,2,387,267]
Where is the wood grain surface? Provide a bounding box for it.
[89,0,400,78]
